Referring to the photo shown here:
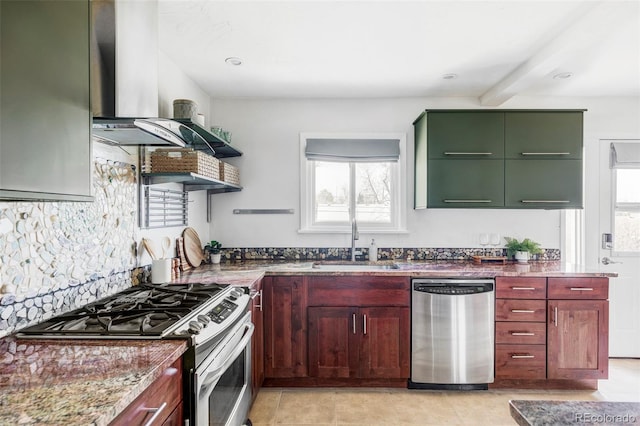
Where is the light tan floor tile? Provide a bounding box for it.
[275,390,336,424]
[335,390,397,424]
[251,359,640,426]
[249,390,282,424]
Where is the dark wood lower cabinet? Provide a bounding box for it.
[263,276,308,378]
[308,306,410,380]
[547,299,609,380]
[110,358,182,425]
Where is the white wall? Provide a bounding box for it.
[207,96,640,251]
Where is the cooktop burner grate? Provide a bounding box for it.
[17,283,229,338]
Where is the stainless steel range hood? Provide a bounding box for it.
[91,0,208,150]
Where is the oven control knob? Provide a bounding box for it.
[197,314,211,325]
[230,289,243,299]
[188,320,203,334]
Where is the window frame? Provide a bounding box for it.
[611,167,640,256]
[299,132,407,234]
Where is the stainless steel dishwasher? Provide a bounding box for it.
[409,278,495,390]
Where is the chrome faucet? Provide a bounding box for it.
[351,217,359,261]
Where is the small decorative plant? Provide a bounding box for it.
[504,237,543,262]
[207,240,222,264]
[209,240,222,254]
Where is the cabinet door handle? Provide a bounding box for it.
[444,152,494,156]
[142,401,168,426]
[443,199,492,203]
[553,306,558,327]
[511,309,535,313]
[251,290,263,311]
[511,354,535,359]
[363,314,367,335]
[511,332,535,336]
[511,287,536,290]
[352,313,357,335]
[521,152,571,156]
[520,200,570,204]
[570,287,593,291]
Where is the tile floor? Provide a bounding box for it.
[248,358,640,425]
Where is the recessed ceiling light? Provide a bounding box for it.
[442,73,458,80]
[225,57,243,66]
[553,72,573,79]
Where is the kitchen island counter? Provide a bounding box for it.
[0,337,187,426]
[509,399,640,425]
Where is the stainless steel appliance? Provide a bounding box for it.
[18,283,253,426]
[409,278,495,390]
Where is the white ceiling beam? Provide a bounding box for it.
[479,1,637,106]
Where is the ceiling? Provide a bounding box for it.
[157,0,640,104]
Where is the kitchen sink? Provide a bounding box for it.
[312,263,399,271]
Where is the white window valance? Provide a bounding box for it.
[305,138,400,162]
[610,142,640,169]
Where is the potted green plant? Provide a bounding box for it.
[208,240,222,264]
[504,237,543,263]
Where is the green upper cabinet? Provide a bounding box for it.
[505,112,583,159]
[1,0,92,201]
[505,160,583,208]
[413,109,585,209]
[428,159,505,208]
[427,111,504,159]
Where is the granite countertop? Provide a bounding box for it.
[0,337,187,426]
[509,400,640,425]
[173,260,617,280]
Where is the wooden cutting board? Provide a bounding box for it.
[182,227,205,267]
[176,237,191,271]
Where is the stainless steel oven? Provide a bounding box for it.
[193,311,253,426]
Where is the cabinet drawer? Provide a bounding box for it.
[496,321,546,345]
[495,277,546,299]
[496,299,546,322]
[547,278,608,299]
[495,344,546,379]
[111,358,182,426]
[308,276,409,307]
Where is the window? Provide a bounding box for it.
[610,142,640,253]
[300,133,406,233]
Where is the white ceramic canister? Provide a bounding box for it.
[151,259,172,283]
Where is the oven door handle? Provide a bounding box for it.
[199,322,254,392]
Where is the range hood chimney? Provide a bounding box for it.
[91,0,209,150]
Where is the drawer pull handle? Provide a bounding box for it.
[444,152,494,156]
[521,200,571,204]
[570,287,593,291]
[352,313,357,335]
[511,332,535,336]
[443,199,492,203]
[521,152,571,156]
[511,309,535,313]
[511,354,535,359]
[142,402,168,426]
[511,287,536,290]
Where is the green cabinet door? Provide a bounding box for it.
[505,112,583,159]
[427,112,504,159]
[414,113,428,209]
[505,160,583,208]
[428,159,504,208]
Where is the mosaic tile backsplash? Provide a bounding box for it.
[221,247,561,262]
[0,160,140,337]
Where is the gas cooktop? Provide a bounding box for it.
[17,283,231,339]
